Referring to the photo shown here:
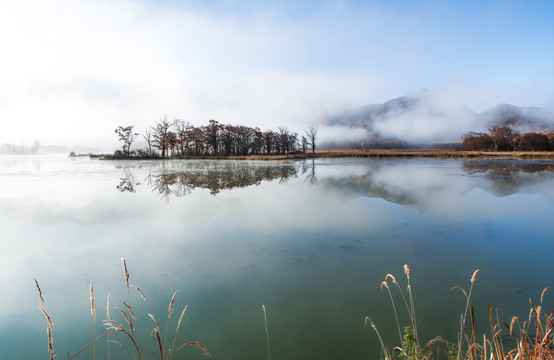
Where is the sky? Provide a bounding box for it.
[1,0,554,149]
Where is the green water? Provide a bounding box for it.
[0,156,553,359]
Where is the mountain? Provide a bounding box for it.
[480,104,552,133]
[323,91,553,148]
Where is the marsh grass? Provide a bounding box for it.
[367,265,554,360]
[34,258,210,359]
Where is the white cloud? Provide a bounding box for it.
[0,0,553,149]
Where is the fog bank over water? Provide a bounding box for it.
[1,1,554,148]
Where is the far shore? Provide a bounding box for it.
[95,148,554,160]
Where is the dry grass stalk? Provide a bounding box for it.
[105,320,142,360]
[176,305,188,334]
[456,269,481,360]
[262,305,271,360]
[403,264,411,280]
[68,335,104,360]
[107,293,111,360]
[541,287,551,303]
[39,306,54,330]
[115,307,135,334]
[116,300,136,321]
[90,281,96,323]
[385,274,398,285]
[121,257,130,289]
[47,324,55,360]
[381,275,403,347]
[169,305,189,359]
[131,284,148,303]
[152,328,164,360]
[148,313,162,335]
[364,316,391,360]
[34,278,45,308]
[175,341,212,356]
[470,270,482,285]
[168,290,179,320]
[509,316,518,337]
[107,293,111,320]
[108,339,127,355]
[90,280,97,360]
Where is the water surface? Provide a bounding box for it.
[0,155,553,359]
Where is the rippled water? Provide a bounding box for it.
[0,155,553,359]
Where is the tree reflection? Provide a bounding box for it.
[118,162,301,200]
[461,160,554,196]
[116,167,140,193]
[301,159,318,185]
[115,159,554,206]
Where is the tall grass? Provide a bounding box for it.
[34,258,211,359]
[366,265,554,360]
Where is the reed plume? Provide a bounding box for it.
[121,258,130,291]
[131,284,148,303]
[107,293,111,360]
[34,278,45,308]
[90,280,97,360]
[168,290,179,320]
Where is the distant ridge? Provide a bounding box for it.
[323,90,553,148]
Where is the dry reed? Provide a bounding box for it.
[90,280,97,360]
[33,259,210,360]
[121,257,130,289]
[131,284,148,303]
[368,265,554,360]
[262,304,271,360]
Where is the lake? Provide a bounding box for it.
[0,155,553,359]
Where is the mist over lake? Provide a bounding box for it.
[0,155,553,359]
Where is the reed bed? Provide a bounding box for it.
[34,258,211,360]
[367,265,554,360]
[33,261,552,359]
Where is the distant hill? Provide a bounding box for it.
[322,90,553,148]
[480,104,553,133]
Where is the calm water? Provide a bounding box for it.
[0,155,553,359]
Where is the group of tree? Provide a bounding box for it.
[462,125,554,152]
[115,116,318,158]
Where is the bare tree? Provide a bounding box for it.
[304,126,318,154]
[151,115,172,157]
[143,130,153,156]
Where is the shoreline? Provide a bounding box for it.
[98,149,554,160]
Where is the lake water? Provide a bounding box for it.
[0,155,553,359]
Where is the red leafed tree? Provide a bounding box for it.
[114,125,138,156]
[518,132,552,151]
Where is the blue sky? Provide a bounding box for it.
[0,0,553,147]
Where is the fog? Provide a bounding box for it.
[1,0,553,149]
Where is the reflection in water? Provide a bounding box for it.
[117,161,316,200]
[116,167,139,193]
[462,159,554,196]
[3,156,552,359]
[317,159,554,209]
[115,159,554,206]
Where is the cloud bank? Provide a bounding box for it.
[0,0,553,148]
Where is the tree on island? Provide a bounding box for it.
[152,115,172,157]
[462,125,553,152]
[304,126,318,154]
[112,116,330,158]
[114,125,138,156]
